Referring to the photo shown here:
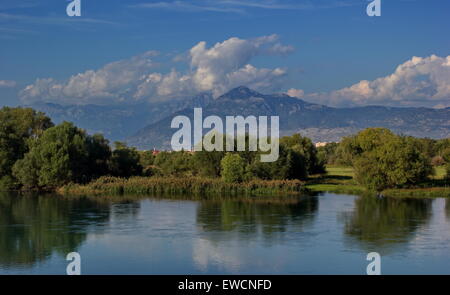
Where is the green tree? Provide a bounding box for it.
[139,151,155,167]
[334,128,397,166]
[86,134,112,179]
[13,122,112,189]
[443,148,450,180]
[0,107,53,189]
[139,150,157,176]
[280,133,325,175]
[108,142,143,177]
[354,136,432,191]
[249,144,305,180]
[153,151,193,177]
[435,139,450,157]
[192,150,225,177]
[221,153,246,183]
[317,142,338,165]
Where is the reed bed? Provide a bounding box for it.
[58,176,306,197]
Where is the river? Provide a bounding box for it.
[0,192,449,274]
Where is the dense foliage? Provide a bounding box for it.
[1,107,325,190]
[353,135,432,191]
[109,142,142,177]
[0,107,53,189]
[443,148,450,180]
[13,122,113,189]
[146,133,325,183]
[2,107,448,192]
[221,153,246,183]
[323,128,444,191]
[0,107,142,190]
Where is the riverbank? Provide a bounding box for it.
[58,176,307,197]
[51,166,450,198]
[306,165,450,198]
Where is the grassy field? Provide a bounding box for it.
[306,165,450,198]
[324,166,355,178]
[306,165,366,195]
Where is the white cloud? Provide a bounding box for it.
[0,80,16,88]
[286,88,304,98]
[20,35,292,105]
[21,51,159,104]
[186,35,288,96]
[304,55,450,108]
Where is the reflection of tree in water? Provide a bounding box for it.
[196,196,318,241]
[446,199,450,221]
[343,196,433,253]
[110,201,141,220]
[0,192,113,267]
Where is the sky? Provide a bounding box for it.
[0,0,449,108]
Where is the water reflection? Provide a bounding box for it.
[446,199,450,220]
[196,196,318,241]
[343,196,433,253]
[1,191,449,274]
[0,192,111,267]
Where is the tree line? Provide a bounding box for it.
[135,133,325,183]
[0,107,324,191]
[2,107,448,192]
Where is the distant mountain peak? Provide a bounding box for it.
[219,86,262,100]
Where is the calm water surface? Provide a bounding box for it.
[0,192,449,274]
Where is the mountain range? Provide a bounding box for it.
[127,86,450,149]
[27,93,212,141]
[29,86,450,150]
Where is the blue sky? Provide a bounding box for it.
[0,0,449,107]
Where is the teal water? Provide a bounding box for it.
[0,192,449,274]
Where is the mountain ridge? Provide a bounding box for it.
[22,86,450,149]
[126,86,450,150]
[27,93,213,141]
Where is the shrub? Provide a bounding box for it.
[221,153,246,183]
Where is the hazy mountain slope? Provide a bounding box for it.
[127,86,450,150]
[28,93,213,141]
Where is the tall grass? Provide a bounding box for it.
[58,176,306,197]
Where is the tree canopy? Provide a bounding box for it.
[13,122,112,189]
[0,107,53,189]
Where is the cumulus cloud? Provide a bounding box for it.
[20,35,292,105]
[305,55,450,108]
[0,80,16,88]
[185,34,288,96]
[21,51,159,104]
